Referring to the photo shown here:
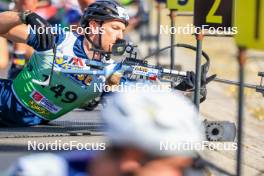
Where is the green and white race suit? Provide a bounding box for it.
[11,31,116,121]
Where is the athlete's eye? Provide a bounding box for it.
[112,25,120,30]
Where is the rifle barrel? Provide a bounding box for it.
[214,78,257,89]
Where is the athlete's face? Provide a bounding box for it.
[101,20,126,52]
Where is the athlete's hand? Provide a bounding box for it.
[106,73,122,91]
[173,71,216,103]
[20,12,55,50]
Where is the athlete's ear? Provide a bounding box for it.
[88,21,100,32]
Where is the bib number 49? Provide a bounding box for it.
[50,85,77,103]
[41,74,78,103]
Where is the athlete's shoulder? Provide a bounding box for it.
[55,31,86,58]
[57,31,81,47]
[27,26,83,52]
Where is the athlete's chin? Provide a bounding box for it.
[104,44,114,53]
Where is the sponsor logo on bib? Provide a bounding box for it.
[30,91,62,114]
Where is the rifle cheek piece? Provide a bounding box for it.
[112,39,127,56]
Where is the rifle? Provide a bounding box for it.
[40,43,239,143]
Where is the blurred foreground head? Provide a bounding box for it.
[101,88,206,175]
[102,89,205,157]
[8,89,206,176]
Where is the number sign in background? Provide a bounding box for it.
[235,0,264,50]
[194,0,233,28]
[167,0,194,11]
[156,0,167,3]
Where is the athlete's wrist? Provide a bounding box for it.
[19,10,32,24]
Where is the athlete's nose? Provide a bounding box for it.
[117,30,124,40]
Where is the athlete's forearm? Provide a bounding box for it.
[0,37,9,69]
[2,24,29,44]
[0,11,22,35]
